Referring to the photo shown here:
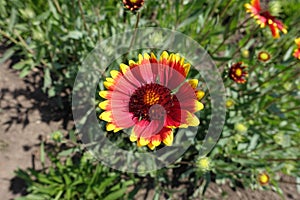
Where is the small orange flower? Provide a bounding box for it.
[293,38,300,60]
[258,51,271,62]
[123,0,144,12]
[245,0,287,38]
[229,62,248,84]
[258,172,270,186]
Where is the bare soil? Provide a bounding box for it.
[0,60,71,200]
[0,59,299,200]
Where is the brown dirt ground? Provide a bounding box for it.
[0,59,71,200]
[0,58,299,200]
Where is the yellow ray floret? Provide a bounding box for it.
[295,38,300,46]
[120,63,130,74]
[106,77,114,82]
[138,54,143,64]
[130,134,137,142]
[151,139,161,147]
[144,53,150,60]
[110,70,121,79]
[99,111,113,122]
[183,63,191,76]
[195,100,204,112]
[173,53,181,63]
[196,90,205,100]
[185,112,200,127]
[188,79,198,89]
[150,52,157,60]
[106,123,122,132]
[138,137,149,146]
[147,143,155,150]
[99,90,111,99]
[103,81,114,89]
[129,60,137,67]
[179,56,185,66]
[163,131,173,146]
[98,100,110,110]
[160,51,169,61]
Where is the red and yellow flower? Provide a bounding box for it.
[99,51,205,150]
[123,0,144,11]
[293,38,300,60]
[245,0,287,38]
[229,62,248,84]
[257,51,271,62]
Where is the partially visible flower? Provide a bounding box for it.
[51,131,63,142]
[241,49,250,58]
[293,38,300,60]
[123,0,144,12]
[234,123,247,133]
[99,51,205,150]
[226,99,235,108]
[257,51,271,62]
[233,134,245,143]
[245,0,287,38]
[258,172,270,186]
[229,62,248,84]
[197,157,211,172]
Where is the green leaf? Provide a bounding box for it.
[102,187,127,200]
[43,68,52,92]
[69,130,77,143]
[63,30,83,40]
[58,147,80,157]
[54,190,63,200]
[248,134,260,151]
[48,0,59,19]
[19,66,31,78]
[296,177,300,193]
[97,175,118,196]
[8,7,17,31]
[12,59,32,70]
[63,174,72,186]
[40,142,45,167]
[177,14,198,30]
[0,48,15,64]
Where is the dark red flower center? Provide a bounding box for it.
[129,83,177,121]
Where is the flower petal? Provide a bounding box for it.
[99,111,113,122]
[99,90,112,99]
[98,100,111,110]
[196,90,205,100]
[161,129,173,146]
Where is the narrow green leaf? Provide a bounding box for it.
[40,142,45,167]
[0,48,15,64]
[102,187,126,200]
[43,68,52,92]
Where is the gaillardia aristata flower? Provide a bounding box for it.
[293,38,300,60]
[258,51,271,62]
[245,0,287,38]
[123,0,144,12]
[229,62,248,84]
[258,172,270,186]
[197,157,211,172]
[99,51,205,150]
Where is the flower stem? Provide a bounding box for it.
[78,0,88,31]
[124,11,141,61]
